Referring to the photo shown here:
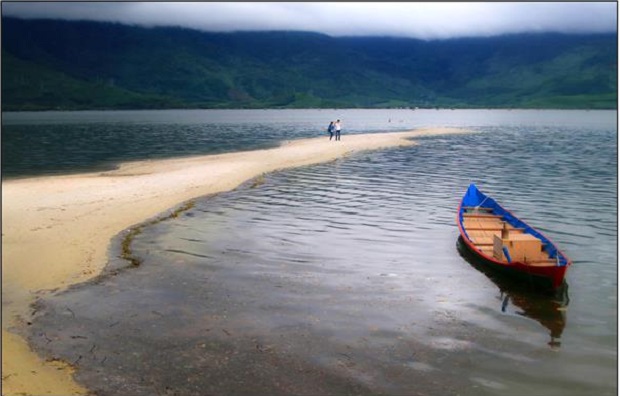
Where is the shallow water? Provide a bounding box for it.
[22,110,617,395]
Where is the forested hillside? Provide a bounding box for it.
[2,17,617,110]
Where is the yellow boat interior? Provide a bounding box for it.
[462,207,556,267]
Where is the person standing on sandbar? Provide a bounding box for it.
[335,119,342,141]
[327,121,335,140]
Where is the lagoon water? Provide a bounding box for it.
[9,109,617,395]
[2,108,615,177]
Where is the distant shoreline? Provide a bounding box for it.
[3,106,617,113]
[2,128,472,395]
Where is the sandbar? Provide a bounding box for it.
[2,127,470,395]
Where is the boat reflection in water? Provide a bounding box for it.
[457,236,569,348]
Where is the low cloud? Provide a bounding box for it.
[3,2,617,39]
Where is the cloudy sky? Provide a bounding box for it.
[2,2,617,40]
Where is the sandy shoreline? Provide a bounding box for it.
[2,128,470,395]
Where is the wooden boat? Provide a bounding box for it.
[456,183,571,291]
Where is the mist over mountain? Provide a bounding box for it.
[2,17,617,110]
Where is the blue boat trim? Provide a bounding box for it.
[502,246,512,263]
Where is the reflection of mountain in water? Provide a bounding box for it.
[456,237,569,347]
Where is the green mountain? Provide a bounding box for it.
[2,17,617,110]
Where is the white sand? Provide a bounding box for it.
[2,128,470,395]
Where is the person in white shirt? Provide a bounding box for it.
[334,119,342,141]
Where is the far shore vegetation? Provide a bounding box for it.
[3,18,617,111]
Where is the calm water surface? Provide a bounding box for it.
[2,108,614,177]
[19,110,617,395]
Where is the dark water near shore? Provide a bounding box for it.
[19,110,617,395]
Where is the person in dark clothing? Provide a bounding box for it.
[327,121,335,140]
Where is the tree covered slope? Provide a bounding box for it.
[2,17,617,110]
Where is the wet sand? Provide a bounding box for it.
[2,128,470,395]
